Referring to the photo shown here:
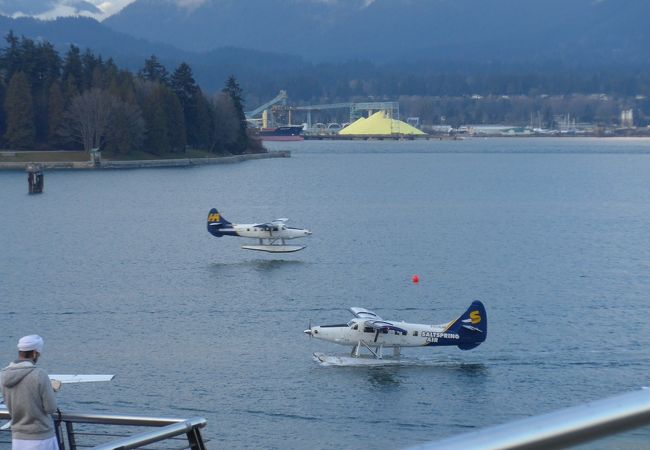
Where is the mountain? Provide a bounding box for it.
[0,0,102,19]
[103,0,650,66]
[0,15,308,95]
[2,3,650,107]
[0,15,185,65]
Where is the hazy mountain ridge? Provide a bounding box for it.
[2,1,650,106]
[0,15,308,96]
[0,15,185,63]
[103,0,650,64]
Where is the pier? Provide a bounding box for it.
[26,164,44,193]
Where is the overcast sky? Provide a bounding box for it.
[0,0,378,21]
[0,0,137,20]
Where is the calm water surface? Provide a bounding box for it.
[2,137,650,448]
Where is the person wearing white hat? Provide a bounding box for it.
[1,335,59,450]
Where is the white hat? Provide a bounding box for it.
[18,335,44,353]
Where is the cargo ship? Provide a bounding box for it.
[256,125,304,141]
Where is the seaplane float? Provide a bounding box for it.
[207,208,311,253]
[305,301,487,364]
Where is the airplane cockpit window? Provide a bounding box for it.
[347,320,354,327]
[364,327,374,333]
[353,324,359,330]
[413,331,418,336]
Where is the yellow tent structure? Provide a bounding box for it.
[339,111,425,136]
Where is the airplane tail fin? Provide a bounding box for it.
[207,208,231,237]
[446,300,487,350]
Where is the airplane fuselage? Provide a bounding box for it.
[306,302,486,358]
[309,319,459,348]
[215,223,311,240]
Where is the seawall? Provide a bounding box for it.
[0,151,290,171]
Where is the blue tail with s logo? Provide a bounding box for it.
[446,300,487,350]
[207,208,232,238]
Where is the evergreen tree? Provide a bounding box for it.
[139,55,169,84]
[82,50,102,91]
[4,71,35,149]
[105,100,145,154]
[19,39,60,93]
[91,66,104,90]
[211,92,239,154]
[142,85,172,154]
[163,87,187,153]
[23,40,61,144]
[170,62,203,148]
[0,78,6,141]
[114,72,137,104]
[222,75,249,154]
[103,59,119,90]
[1,31,22,82]
[62,45,82,94]
[194,93,213,149]
[62,74,80,108]
[47,81,65,147]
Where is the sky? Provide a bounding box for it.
[0,0,378,21]
[0,0,137,20]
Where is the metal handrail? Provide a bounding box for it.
[5,388,649,449]
[409,388,650,450]
[92,417,206,450]
[1,407,207,449]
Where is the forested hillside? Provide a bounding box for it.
[106,0,650,65]
[0,32,260,155]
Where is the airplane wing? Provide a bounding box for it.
[349,307,382,321]
[49,374,115,383]
[272,218,288,223]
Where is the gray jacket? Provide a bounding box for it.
[1,360,57,440]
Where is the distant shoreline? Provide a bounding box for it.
[0,150,290,171]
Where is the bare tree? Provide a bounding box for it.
[62,88,116,151]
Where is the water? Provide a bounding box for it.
[2,137,650,449]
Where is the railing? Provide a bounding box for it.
[0,407,207,449]
[409,388,650,450]
[4,388,649,449]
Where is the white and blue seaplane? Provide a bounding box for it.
[304,301,487,364]
[207,208,311,253]
[1,374,114,430]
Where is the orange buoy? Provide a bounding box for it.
[412,274,420,283]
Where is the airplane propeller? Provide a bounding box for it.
[304,319,312,338]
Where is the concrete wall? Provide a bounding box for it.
[0,151,290,171]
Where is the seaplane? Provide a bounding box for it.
[1,374,114,430]
[304,301,487,364]
[207,208,311,253]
